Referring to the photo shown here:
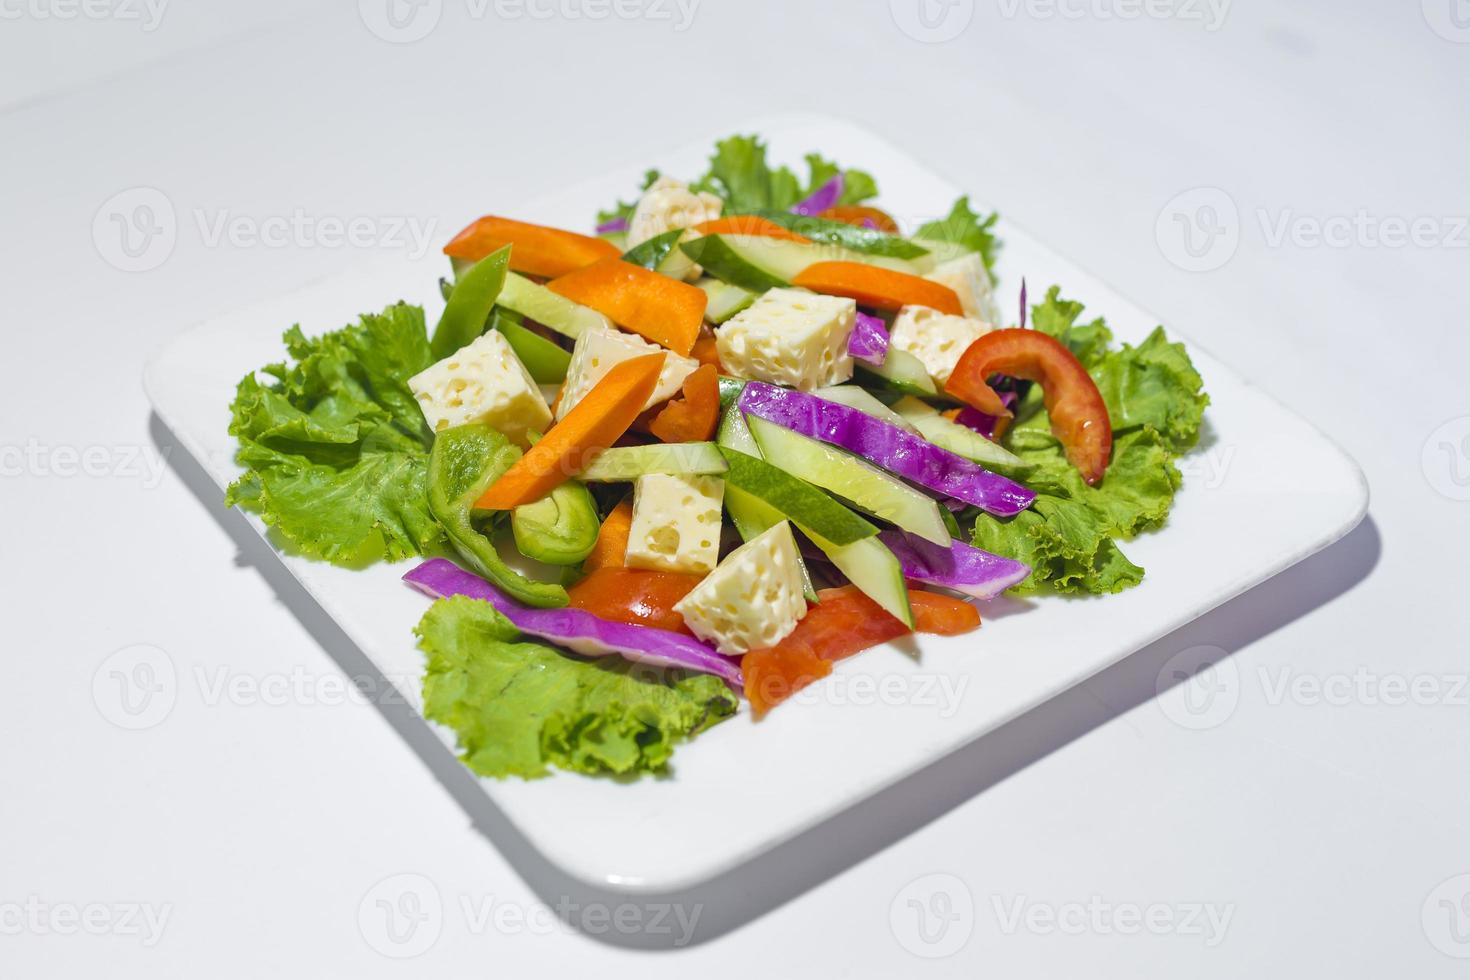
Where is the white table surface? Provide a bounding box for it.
[2,1,1466,975]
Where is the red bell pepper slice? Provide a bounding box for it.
[944,328,1112,485]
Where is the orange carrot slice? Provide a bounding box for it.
[648,363,720,444]
[444,216,620,279]
[693,215,813,243]
[690,333,723,371]
[582,499,634,571]
[817,205,900,234]
[791,260,964,315]
[474,353,665,510]
[547,258,707,356]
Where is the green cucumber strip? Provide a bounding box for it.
[621,229,684,271]
[578,442,727,482]
[907,237,975,274]
[493,313,570,384]
[854,346,938,397]
[680,235,790,292]
[892,397,1033,475]
[803,528,913,627]
[697,278,757,323]
[746,415,950,546]
[722,485,820,604]
[718,448,876,546]
[751,210,930,261]
[715,396,760,454]
[497,271,612,340]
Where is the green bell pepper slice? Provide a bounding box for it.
[511,481,601,566]
[430,246,510,360]
[426,422,569,607]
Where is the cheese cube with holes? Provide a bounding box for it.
[624,473,726,575]
[556,326,699,421]
[408,330,551,445]
[674,521,807,655]
[889,305,992,387]
[714,288,855,391]
[923,251,1002,326]
[626,176,723,250]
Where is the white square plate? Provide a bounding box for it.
[144,114,1367,893]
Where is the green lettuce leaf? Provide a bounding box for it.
[226,302,443,564]
[691,134,879,213]
[416,595,738,779]
[916,196,1002,276]
[972,289,1208,594]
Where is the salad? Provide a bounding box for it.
[226,134,1208,780]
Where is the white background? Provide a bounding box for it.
[1,0,1467,976]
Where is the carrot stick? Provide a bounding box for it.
[817,205,900,234]
[582,499,634,571]
[693,216,812,243]
[791,260,964,315]
[546,258,706,356]
[474,353,666,510]
[690,333,723,371]
[444,215,620,279]
[648,363,720,443]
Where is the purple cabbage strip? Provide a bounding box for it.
[847,311,890,366]
[791,173,844,216]
[403,559,743,688]
[595,216,629,235]
[1019,277,1028,329]
[738,382,1035,517]
[878,530,1031,600]
[951,392,1017,442]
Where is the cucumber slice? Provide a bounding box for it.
[752,210,931,261]
[681,234,920,293]
[578,442,727,482]
[813,385,918,433]
[804,529,913,627]
[492,312,570,384]
[621,229,684,270]
[908,238,975,274]
[716,397,760,455]
[747,415,950,546]
[697,278,757,324]
[891,397,1033,475]
[716,399,819,602]
[854,346,938,397]
[719,448,876,546]
[497,272,612,340]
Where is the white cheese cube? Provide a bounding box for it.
[408,331,551,446]
[625,473,725,575]
[715,287,855,391]
[556,326,700,421]
[924,252,1002,326]
[674,521,807,655]
[626,176,723,249]
[889,305,992,387]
